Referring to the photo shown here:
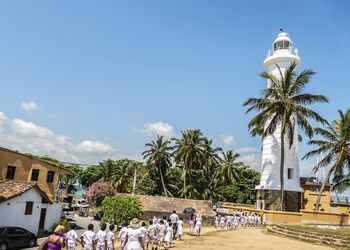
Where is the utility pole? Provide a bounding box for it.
[132,163,138,196]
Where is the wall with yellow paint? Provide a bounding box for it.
[0,147,71,200]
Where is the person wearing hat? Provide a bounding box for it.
[123,218,144,250]
[47,225,67,250]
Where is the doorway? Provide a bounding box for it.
[39,208,46,229]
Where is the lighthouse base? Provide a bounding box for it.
[256,189,302,212]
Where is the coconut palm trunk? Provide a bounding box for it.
[158,163,168,197]
[278,112,287,211]
[315,161,338,210]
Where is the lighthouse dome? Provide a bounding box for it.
[273,32,292,51]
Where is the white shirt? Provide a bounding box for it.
[169,213,179,224]
[96,229,107,245]
[106,231,115,246]
[147,224,156,237]
[158,224,166,236]
[125,228,143,248]
[118,227,128,241]
[67,230,78,245]
[82,230,95,246]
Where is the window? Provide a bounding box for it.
[25,201,33,215]
[287,168,294,179]
[47,171,55,183]
[15,228,26,235]
[274,41,291,51]
[6,166,16,179]
[31,169,40,181]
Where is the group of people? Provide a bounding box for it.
[214,210,266,231]
[117,210,185,250]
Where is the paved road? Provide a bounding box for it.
[23,215,100,250]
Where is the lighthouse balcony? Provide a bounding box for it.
[266,47,298,59]
[264,48,301,69]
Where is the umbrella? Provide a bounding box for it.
[183,207,196,214]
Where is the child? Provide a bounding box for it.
[214,215,219,231]
[263,214,266,227]
[95,223,107,250]
[117,222,128,249]
[188,214,195,236]
[147,220,157,250]
[106,225,115,250]
[66,223,80,250]
[165,222,173,248]
[81,224,96,250]
[176,217,184,240]
[158,220,166,249]
[139,222,147,248]
[220,215,225,231]
[195,214,203,236]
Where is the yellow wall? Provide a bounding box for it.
[221,205,349,225]
[0,148,71,200]
[303,184,331,212]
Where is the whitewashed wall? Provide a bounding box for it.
[0,189,63,235]
[0,189,41,234]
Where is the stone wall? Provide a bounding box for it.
[257,189,301,212]
[88,194,216,224]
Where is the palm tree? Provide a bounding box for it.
[303,109,350,210]
[220,150,243,185]
[113,159,138,193]
[172,129,206,198]
[142,135,173,197]
[98,159,116,182]
[203,138,222,168]
[243,62,328,210]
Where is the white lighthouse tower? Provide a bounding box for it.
[256,31,302,211]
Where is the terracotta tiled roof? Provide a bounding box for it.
[0,181,52,203]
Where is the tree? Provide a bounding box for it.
[79,165,101,189]
[142,135,173,197]
[243,62,328,210]
[172,129,206,198]
[303,109,350,210]
[113,159,139,193]
[101,196,143,227]
[220,150,243,185]
[222,166,260,204]
[61,164,84,194]
[97,159,116,182]
[85,182,115,206]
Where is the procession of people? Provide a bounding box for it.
[40,209,265,250]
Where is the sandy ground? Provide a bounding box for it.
[172,227,333,250]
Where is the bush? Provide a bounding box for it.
[101,196,143,227]
[85,182,115,206]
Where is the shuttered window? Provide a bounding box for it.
[25,201,33,215]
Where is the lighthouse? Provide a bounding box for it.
[256,31,303,212]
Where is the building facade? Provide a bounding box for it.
[0,147,71,201]
[256,31,302,212]
[0,181,62,235]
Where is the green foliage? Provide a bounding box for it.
[58,218,70,232]
[101,196,143,226]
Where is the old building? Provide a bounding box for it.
[0,147,71,201]
[0,181,63,235]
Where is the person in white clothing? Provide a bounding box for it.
[176,218,184,241]
[124,218,144,250]
[214,215,219,231]
[139,222,147,248]
[195,214,203,236]
[95,223,107,250]
[66,223,81,250]
[106,225,115,250]
[220,215,225,231]
[146,220,157,249]
[81,224,96,250]
[158,220,167,249]
[165,222,173,248]
[118,222,129,249]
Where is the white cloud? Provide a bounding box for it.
[11,119,54,137]
[134,122,175,138]
[74,140,114,153]
[236,147,260,153]
[0,111,129,164]
[239,153,262,171]
[220,134,236,146]
[20,101,38,112]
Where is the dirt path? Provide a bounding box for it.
[172,226,333,250]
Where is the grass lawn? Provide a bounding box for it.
[282,224,350,237]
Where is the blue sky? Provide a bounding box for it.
[0,1,349,179]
